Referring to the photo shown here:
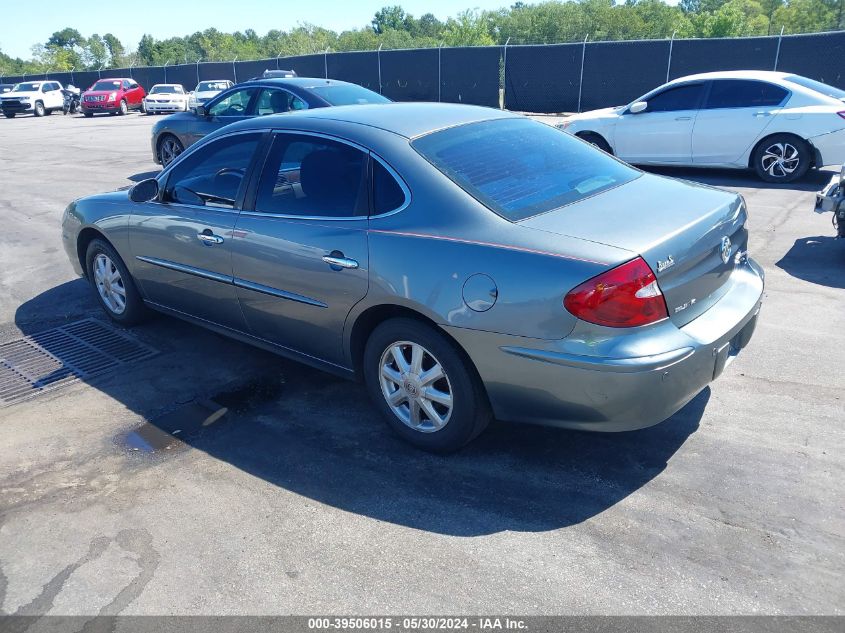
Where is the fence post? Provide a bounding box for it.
[501,37,510,110]
[377,44,383,94]
[195,58,201,85]
[666,30,676,83]
[98,64,103,79]
[232,56,238,83]
[70,66,75,86]
[774,25,785,70]
[577,35,588,114]
[276,51,283,70]
[438,43,443,102]
[163,61,169,83]
[324,48,329,79]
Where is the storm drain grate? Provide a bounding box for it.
[0,318,158,406]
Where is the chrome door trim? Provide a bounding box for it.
[233,277,328,308]
[135,255,233,284]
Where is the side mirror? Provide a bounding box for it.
[129,178,159,203]
[629,101,648,114]
[195,105,206,117]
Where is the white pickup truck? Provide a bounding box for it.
[0,80,65,118]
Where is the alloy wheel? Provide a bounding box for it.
[160,137,182,166]
[378,341,453,433]
[93,253,127,315]
[760,142,800,179]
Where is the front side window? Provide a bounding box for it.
[208,88,256,116]
[705,80,788,109]
[255,89,307,115]
[644,84,704,112]
[164,133,262,209]
[412,118,638,222]
[255,134,367,217]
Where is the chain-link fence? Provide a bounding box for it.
[2,30,842,114]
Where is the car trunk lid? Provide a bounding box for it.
[519,173,747,327]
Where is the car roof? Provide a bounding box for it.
[669,70,791,84]
[223,102,520,139]
[240,77,360,89]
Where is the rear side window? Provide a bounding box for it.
[783,75,845,100]
[705,80,788,109]
[645,84,704,112]
[412,118,638,222]
[255,133,367,217]
[372,160,406,214]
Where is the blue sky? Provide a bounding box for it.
[3,0,517,59]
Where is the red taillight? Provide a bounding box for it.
[564,257,669,328]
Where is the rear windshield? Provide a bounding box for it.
[309,84,390,106]
[198,81,229,91]
[783,75,845,100]
[412,118,639,221]
[91,80,122,91]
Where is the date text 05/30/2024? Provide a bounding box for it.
[307,617,528,630]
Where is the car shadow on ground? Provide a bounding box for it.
[15,278,707,537]
[776,235,845,289]
[644,165,832,192]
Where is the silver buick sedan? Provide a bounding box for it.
[61,103,764,452]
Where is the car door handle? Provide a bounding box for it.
[754,111,772,117]
[322,255,359,270]
[197,230,224,245]
[674,116,692,121]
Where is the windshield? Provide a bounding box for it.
[783,75,845,100]
[13,82,41,92]
[151,85,183,94]
[412,118,639,222]
[309,84,390,106]
[197,81,229,91]
[90,80,122,91]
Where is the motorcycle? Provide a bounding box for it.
[814,164,845,239]
[61,86,81,115]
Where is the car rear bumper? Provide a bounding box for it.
[446,257,764,432]
[810,128,845,167]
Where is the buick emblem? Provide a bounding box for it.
[720,236,732,264]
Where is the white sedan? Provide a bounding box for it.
[143,84,189,114]
[559,70,845,182]
[188,79,234,110]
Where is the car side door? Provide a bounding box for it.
[230,131,381,367]
[128,131,266,331]
[692,79,788,165]
[186,87,258,147]
[613,82,706,165]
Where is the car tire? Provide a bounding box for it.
[157,134,184,167]
[578,132,613,154]
[752,134,811,183]
[33,101,45,117]
[85,239,148,326]
[118,99,128,116]
[83,111,93,118]
[139,101,146,114]
[4,112,14,118]
[363,318,491,453]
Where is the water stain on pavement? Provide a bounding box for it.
[122,375,285,454]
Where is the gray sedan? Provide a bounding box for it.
[62,103,764,452]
